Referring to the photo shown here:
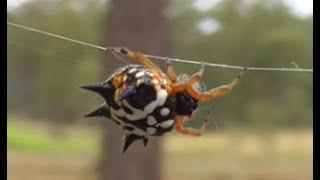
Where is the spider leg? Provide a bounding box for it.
[165,59,177,82]
[174,115,208,137]
[109,47,162,72]
[185,69,246,101]
[172,62,205,92]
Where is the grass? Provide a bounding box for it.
[8,125,96,154]
[8,119,99,154]
[8,116,313,180]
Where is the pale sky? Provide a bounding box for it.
[193,0,313,34]
[7,0,28,9]
[193,0,312,17]
[7,0,313,17]
[8,0,313,17]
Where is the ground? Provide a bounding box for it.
[8,117,312,180]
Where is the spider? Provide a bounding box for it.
[82,47,245,153]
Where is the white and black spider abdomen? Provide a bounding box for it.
[82,64,202,152]
[83,65,176,137]
[118,96,176,136]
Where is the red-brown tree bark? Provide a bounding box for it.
[98,0,169,180]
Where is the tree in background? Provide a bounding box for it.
[7,0,312,142]
[7,0,106,136]
[97,0,169,179]
[169,0,312,130]
[7,0,312,179]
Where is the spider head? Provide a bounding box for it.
[174,74,204,117]
[175,91,198,117]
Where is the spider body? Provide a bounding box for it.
[82,47,245,153]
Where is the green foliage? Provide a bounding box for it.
[8,0,107,121]
[8,0,312,130]
[170,0,312,130]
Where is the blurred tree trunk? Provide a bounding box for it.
[98,0,169,180]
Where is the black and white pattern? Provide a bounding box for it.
[82,65,176,153]
[109,65,176,136]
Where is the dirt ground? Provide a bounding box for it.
[8,131,312,180]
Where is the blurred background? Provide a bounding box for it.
[7,0,312,180]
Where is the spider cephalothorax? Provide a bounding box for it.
[82,47,245,153]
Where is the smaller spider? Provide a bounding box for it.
[82,47,246,153]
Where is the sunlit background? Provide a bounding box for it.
[7,0,312,180]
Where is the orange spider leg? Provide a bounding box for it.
[185,69,246,101]
[172,63,205,93]
[174,115,208,137]
[109,47,162,73]
[165,59,177,82]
